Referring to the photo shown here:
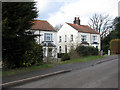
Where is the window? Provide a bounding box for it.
[81,35,87,42]
[65,35,67,42]
[44,33,52,41]
[59,36,62,43]
[71,34,73,41]
[59,46,62,53]
[93,36,97,42]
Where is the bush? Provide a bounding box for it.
[23,44,43,67]
[110,39,120,54]
[61,53,70,61]
[57,53,65,58]
[75,45,98,57]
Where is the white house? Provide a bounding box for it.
[57,17,100,54]
[29,20,57,58]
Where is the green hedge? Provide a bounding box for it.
[75,45,98,57]
[57,53,65,58]
[110,39,120,54]
[61,53,70,61]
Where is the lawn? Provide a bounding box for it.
[2,64,53,76]
[2,55,104,76]
[59,55,104,64]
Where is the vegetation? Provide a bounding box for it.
[88,13,112,38]
[110,39,120,54]
[101,16,120,54]
[2,2,43,69]
[60,55,104,64]
[3,64,53,76]
[3,55,104,76]
[23,44,43,67]
[61,53,70,61]
[75,45,98,57]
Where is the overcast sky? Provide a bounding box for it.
[34,0,119,27]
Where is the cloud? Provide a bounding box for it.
[34,0,50,13]
[47,0,119,27]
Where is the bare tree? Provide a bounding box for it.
[88,13,113,38]
[54,24,63,31]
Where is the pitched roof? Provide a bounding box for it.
[31,20,56,32]
[67,23,99,34]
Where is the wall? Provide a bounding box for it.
[57,23,78,53]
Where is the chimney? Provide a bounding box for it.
[73,17,80,25]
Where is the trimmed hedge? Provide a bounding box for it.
[75,45,98,57]
[110,39,120,54]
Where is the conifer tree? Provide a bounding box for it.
[2,2,38,68]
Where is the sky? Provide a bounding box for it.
[34,0,119,27]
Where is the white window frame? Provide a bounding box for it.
[59,36,62,43]
[71,34,73,41]
[93,36,97,42]
[81,35,87,42]
[44,33,52,41]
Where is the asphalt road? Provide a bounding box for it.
[13,58,118,88]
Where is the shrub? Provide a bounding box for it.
[110,39,120,54]
[57,53,65,58]
[75,45,98,57]
[61,53,70,61]
[23,44,43,67]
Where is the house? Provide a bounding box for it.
[29,20,57,59]
[57,17,100,54]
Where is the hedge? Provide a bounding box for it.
[75,45,98,57]
[110,39,120,54]
[61,53,70,61]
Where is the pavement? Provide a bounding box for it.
[2,55,118,87]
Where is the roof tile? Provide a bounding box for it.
[67,23,99,34]
[31,20,56,32]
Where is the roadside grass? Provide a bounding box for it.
[3,55,104,76]
[2,64,53,76]
[59,55,104,64]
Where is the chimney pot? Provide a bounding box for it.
[73,17,80,25]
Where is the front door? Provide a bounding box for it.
[65,45,67,53]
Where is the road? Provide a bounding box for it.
[13,58,118,88]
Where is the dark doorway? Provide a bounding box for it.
[65,45,67,53]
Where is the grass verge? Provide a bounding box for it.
[3,55,104,76]
[59,55,104,64]
[2,64,53,76]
